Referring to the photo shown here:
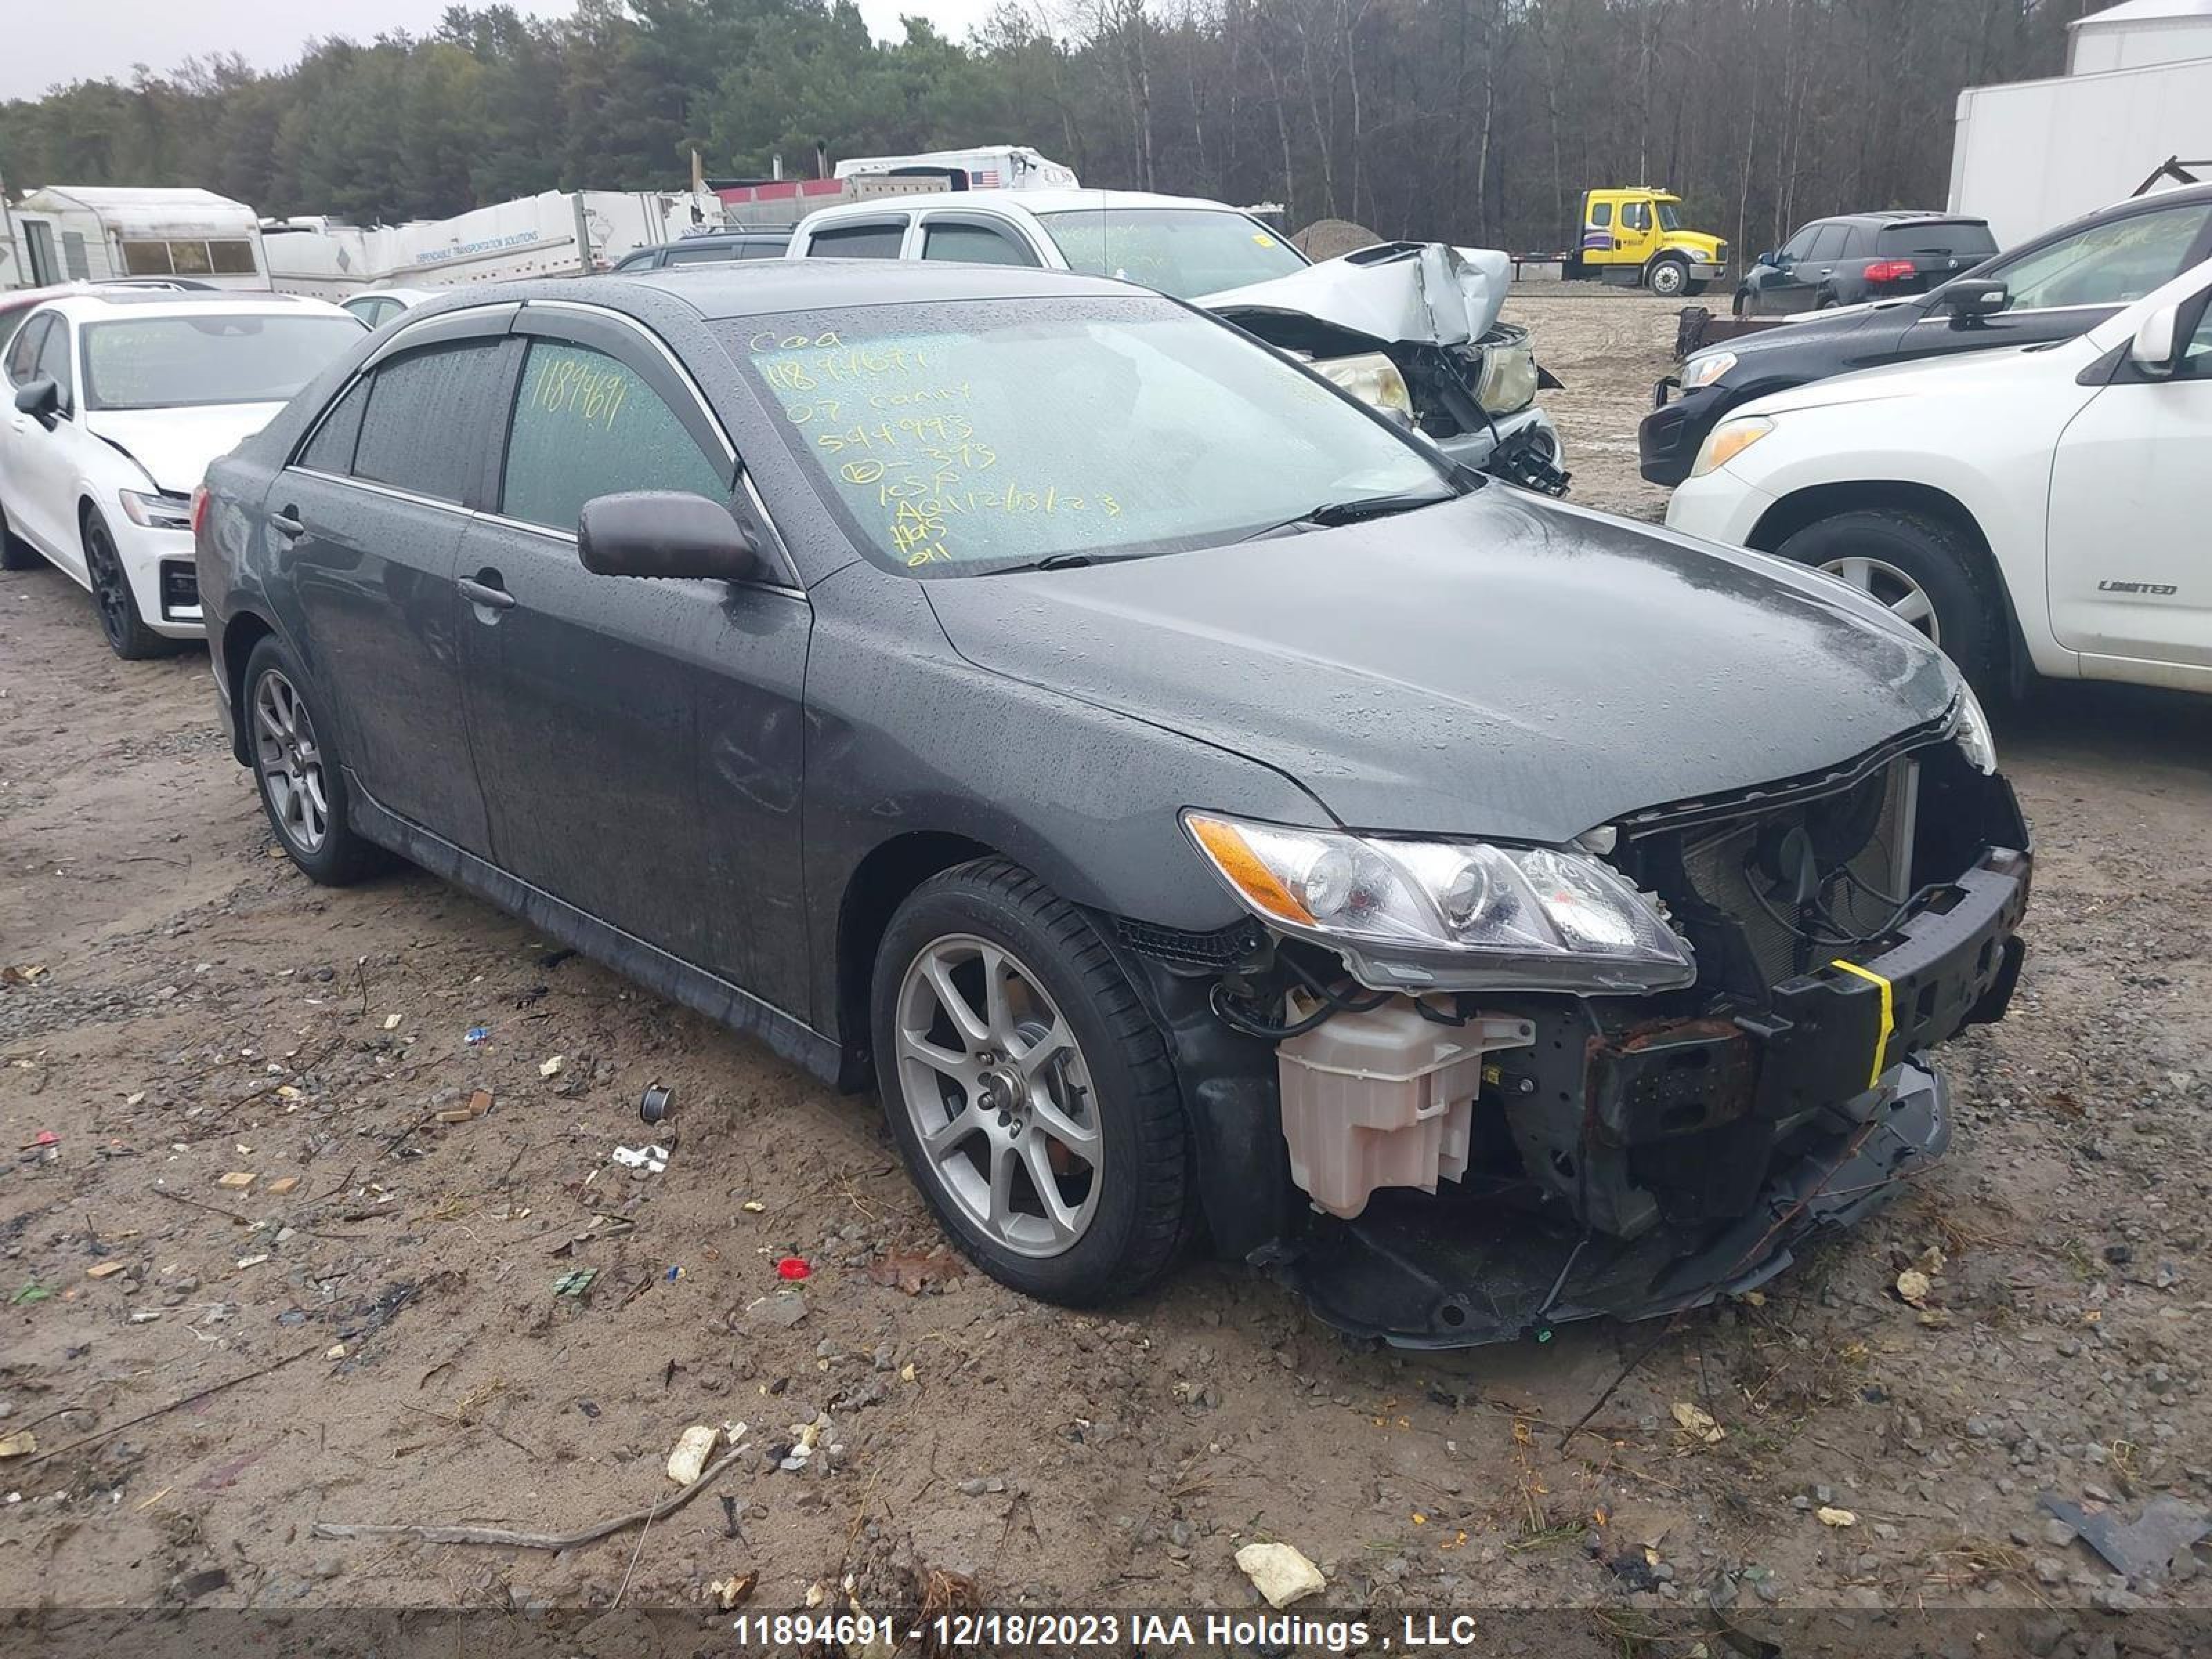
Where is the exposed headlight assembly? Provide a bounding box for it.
[1679,350,1736,391]
[1474,339,1540,416]
[1311,351,1414,418]
[1183,811,1694,993]
[1950,681,1997,775]
[119,487,193,531]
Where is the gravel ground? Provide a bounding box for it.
[2,291,2209,1648]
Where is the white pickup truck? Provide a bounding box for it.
[786,189,1565,489]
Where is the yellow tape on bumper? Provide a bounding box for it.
[1829,959,1894,1090]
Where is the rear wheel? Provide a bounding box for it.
[244,635,390,884]
[1647,256,1690,299]
[1775,507,2004,690]
[871,859,1190,1305]
[82,510,172,659]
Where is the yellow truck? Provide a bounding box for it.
[1555,187,1727,298]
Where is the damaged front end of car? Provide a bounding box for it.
[1203,241,1570,496]
[1107,707,2029,1349]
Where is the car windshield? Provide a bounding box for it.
[1657,204,1683,232]
[1033,208,1308,299]
[727,296,1453,577]
[81,313,365,411]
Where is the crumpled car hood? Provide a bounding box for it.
[86,403,287,496]
[1201,241,1510,351]
[924,490,1956,844]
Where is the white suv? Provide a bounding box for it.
[787,189,1564,482]
[1,291,364,657]
[1667,255,2212,697]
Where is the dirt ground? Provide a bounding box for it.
[3,291,2211,1647]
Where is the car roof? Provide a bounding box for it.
[627,259,1145,315]
[1812,210,1985,227]
[802,187,1247,223]
[633,230,791,253]
[406,260,1146,327]
[35,290,356,321]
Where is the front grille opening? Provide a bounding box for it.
[1674,759,1918,985]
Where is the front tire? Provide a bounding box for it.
[243,635,390,885]
[1647,256,1690,299]
[82,510,172,659]
[871,859,1190,1305]
[1774,508,2004,690]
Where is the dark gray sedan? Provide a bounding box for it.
[194,263,2031,1346]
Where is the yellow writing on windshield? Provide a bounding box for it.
[753,335,1133,570]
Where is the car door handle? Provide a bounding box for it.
[269,508,305,539]
[458,575,516,610]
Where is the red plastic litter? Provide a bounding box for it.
[35,1131,59,1147]
[776,1256,811,1282]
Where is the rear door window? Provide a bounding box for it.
[805,222,907,259]
[736,240,785,259]
[1996,203,2212,310]
[6,314,50,384]
[1807,223,1853,261]
[667,245,736,266]
[352,341,504,503]
[299,376,372,474]
[921,221,1039,266]
[498,339,731,533]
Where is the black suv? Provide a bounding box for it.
[612,228,791,270]
[1642,183,2212,486]
[1735,212,1994,317]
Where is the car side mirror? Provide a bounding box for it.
[1936,279,2009,326]
[577,491,775,583]
[1754,250,1774,267]
[2128,302,2182,379]
[13,377,59,424]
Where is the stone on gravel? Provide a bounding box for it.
[1235,1541,1326,1608]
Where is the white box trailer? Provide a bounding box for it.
[262,189,718,297]
[1950,2,2212,245]
[1,186,268,291]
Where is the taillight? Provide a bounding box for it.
[1864,259,1918,283]
[189,485,210,543]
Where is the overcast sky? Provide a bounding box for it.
[0,0,1007,102]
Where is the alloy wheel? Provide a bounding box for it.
[253,668,330,854]
[85,522,133,652]
[893,933,1103,1258]
[1819,554,1940,644]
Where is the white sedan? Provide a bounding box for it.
[1,291,364,657]
[1667,255,2212,697]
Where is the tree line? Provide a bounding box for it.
[1,0,2083,256]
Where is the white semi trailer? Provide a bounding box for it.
[1948,1,2212,246]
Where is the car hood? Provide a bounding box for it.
[1201,241,1510,352]
[84,403,288,496]
[922,490,1956,843]
[1738,336,2078,418]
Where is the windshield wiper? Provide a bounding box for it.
[1237,488,1458,543]
[987,552,1102,575]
